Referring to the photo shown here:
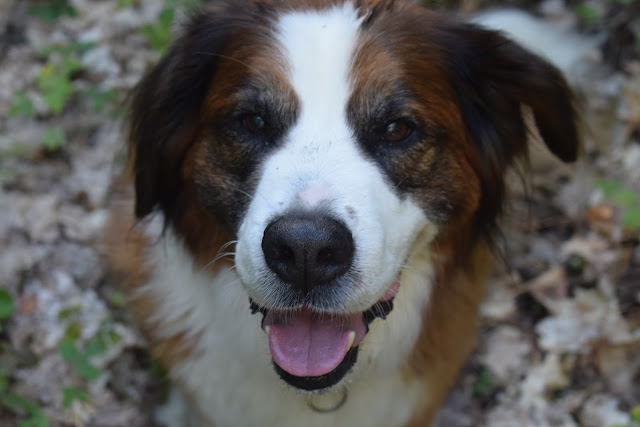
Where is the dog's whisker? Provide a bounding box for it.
[219,239,238,252]
[202,251,236,272]
[400,263,418,275]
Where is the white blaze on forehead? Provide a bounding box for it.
[276,3,363,132]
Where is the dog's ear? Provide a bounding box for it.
[442,23,579,165]
[437,23,579,227]
[128,7,243,219]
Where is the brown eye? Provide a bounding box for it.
[382,119,414,142]
[243,114,266,134]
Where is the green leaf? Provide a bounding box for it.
[1,392,38,414]
[64,322,82,341]
[75,360,101,381]
[28,0,76,22]
[118,0,136,7]
[107,329,122,345]
[41,127,66,151]
[596,179,622,197]
[631,405,640,422]
[58,339,101,381]
[9,92,35,118]
[472,367,495,398]
[65,42,96,55]
[149,358,167,380]
[106,291,127,307]
[82,87,117,113]
[573,4,600,25]
[158,7,175,28]
[83,335,107,359]
[38,42,95,57]
[612,188,639,208]
[0,373,7,394]
[59,339,83,365]
[62,387,89,408]
[140,8,175,54]
[622,205,640,230]
[57,305,82,321]
[0,289,14,320]
[37,64,74,114]
[19,412,49,427]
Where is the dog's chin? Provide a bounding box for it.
[249,277,400,392]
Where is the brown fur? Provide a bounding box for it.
[406,229,494,425]
[105,178,198,368]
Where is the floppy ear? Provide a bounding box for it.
[443,24,579,166]
[128,9,240,219]
[438,23,579,228]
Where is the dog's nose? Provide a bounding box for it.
[262,214,354,293]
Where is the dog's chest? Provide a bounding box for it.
[143,229,426,427]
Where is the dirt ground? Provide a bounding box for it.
[0,0,639,426]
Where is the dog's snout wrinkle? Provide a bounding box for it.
[261,214,354,293]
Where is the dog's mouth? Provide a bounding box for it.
[249,277,400,391]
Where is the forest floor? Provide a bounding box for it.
[0,0,639,426]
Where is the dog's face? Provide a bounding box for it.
[129,0,577,392]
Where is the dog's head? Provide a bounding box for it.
[128,0,578,391]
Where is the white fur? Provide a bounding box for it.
[143,224,434,427]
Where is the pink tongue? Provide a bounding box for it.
[265,308,366,377]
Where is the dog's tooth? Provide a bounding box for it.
[264,325,271,337]
[346,331,356,352]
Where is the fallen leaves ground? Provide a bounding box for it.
[0,0,638,426]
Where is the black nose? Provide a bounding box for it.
[262,214,354,293]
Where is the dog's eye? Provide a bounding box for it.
[381,119,414,143]
[243,114,266,134]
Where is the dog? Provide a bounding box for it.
[105,0,579,425]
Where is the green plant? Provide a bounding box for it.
[471,367,495,398]
[58,338,101,382]
[28,0,76,22]
[9,92,35,119]
[33,42,104,151]
[36,42,95,115]
[82,87,118,114]
[56,311,123,411]
[140,8,175,55]
[41,127,66,151]
[573,3,600,25]
[596,179,640,230]
[118,0,137,7]
[58,322,121,379]
[37,58,81,115]
[0,389,49,427]
[0,289,14,333]
[0,291,50,426]
[106,290,127,308]
[57,328,113,382]
[141,0,205,54]
[61,387,89,408]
